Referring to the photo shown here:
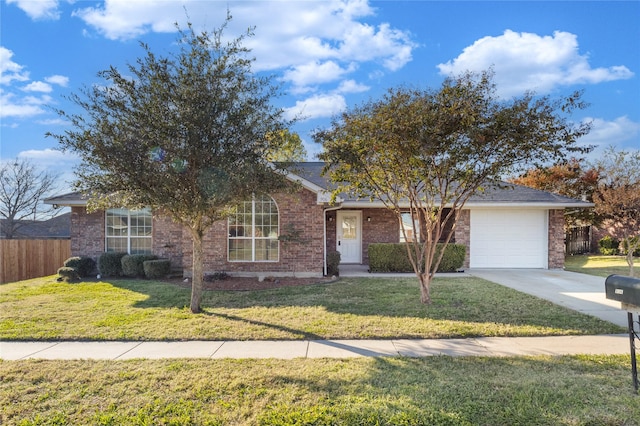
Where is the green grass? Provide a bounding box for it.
[0,275,623,341]
[565,254,637,278]
[1,356,638,425]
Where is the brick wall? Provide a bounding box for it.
[454,209,471,269]
[181,189,325,277]
[548,209,566,269]
[70,207,104,259]
[361,208,398,264]
[152,215,185,268]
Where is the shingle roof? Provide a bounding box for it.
[44,162,593,208]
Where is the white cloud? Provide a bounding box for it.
[336,79,369,94]
[17,149,79,192]
[45,75,69,87]
[6,0,61,20]
[285,93,347,121]
[438,30,634,98]
[283,61,356,89]
[71,1,414,82]
[36,118,69,126]
[0,90,47,118]
[0,46,29,85]
[23,81,53,93]
[579,116,640,149]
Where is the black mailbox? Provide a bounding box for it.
[605,274,640,308]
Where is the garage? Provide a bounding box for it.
[470,209,548,268]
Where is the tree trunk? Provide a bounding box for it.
[190,231,205,313]
[418,272,432,304]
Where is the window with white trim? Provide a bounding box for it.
[106,208,152,254]
[228,195,279,262]
[400,212,420,243]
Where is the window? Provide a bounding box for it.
[106,208,152,254]
[400,212,420,243]
[228,195,279,262]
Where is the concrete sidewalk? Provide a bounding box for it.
[2,269,634,361]
[0,335,631,360]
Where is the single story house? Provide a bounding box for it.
[45,162,593,277]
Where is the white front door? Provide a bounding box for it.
[336,211,362,263]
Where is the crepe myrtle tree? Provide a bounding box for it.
[315,70,591,304]
[592,147,640,277]
[47,15,294,313]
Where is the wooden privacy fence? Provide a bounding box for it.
[0,239,71,284]
[566,226,592,255]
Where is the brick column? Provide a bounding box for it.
[548,209,565,269]
[455,209,471,269]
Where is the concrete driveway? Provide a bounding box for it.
[468,269,630,328]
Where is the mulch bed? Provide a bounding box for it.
[167,276,337,291]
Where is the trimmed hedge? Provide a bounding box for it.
[57,266,80,282]
[98,252,127,277]
[122,254,158,277]
[63,256,96,277]
[368,243,466,273]
[143,259,171,279]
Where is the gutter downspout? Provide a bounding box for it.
[323,205,342,276]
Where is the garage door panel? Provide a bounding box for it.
[470,210,547,268]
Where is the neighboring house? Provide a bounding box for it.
[0,212,71,239]
[44,162,592,277]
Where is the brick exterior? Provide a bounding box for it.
[69,200,566,275]
[70,207,104,259]
[548,209,566,269]
[455,209,471,269]
[181,189,325,277]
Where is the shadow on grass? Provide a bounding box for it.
[256,355,638,425]
[106,277,623,336]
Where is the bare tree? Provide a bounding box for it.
[0,159,59,239]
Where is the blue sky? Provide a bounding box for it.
[1,0,639,191]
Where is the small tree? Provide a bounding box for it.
[509,158,599,228]
[48,16,293,312]
[265,129,308,162]
[592,147,640,277]
[316,70,590,304]
[0,159,58,239]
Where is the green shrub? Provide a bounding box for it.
[121,254,158,277]
[368,243,466,273]
[57,266,80,282]
[327,251,341,276]
[620,236,640,257]
[598,236,620,255]
[63,256,96,277]
[98,252,127,277]
[143,259,171,279]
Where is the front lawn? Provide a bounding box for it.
[0,275,623,341]
[565,254,637,278]
[1,356,638,425]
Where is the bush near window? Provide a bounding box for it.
[98,252,127,277]
[122,254,158,277]
[598,236,620,255]
[56,266,81,282]
[62,256,96,277]
[327,251,341,276]
[143,259,171,279]
[369,243,466,273]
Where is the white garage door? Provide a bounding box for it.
[470,209,548,268]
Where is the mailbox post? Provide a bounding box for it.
[605,274,640,393]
